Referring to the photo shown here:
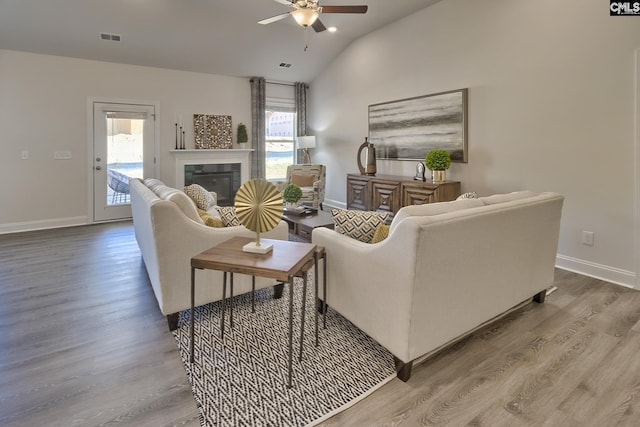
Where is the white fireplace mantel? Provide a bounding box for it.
[170,149,253,188]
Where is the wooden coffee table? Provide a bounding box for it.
[189,237,324,388]
[282,209,334,242]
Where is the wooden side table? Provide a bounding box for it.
[189,237,324,388]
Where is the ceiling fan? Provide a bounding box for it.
[258,0,368,33]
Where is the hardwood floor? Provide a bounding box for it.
[0,222,200,427]
[1,222,639,426]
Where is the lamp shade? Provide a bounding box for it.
[291,8,319,27]
[297,135,316,149]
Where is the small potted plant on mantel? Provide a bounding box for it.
[424,149,451,184]
[282,183,303,213]
[237,123,248,148]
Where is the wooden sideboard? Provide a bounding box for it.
[346,174,461,218]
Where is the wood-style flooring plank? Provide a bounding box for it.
[318,270,640,427]
[2,222,639,426]
[0,223,200,427]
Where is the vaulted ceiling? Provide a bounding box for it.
[0,0,441,82]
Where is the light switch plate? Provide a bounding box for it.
[54,151,72,160]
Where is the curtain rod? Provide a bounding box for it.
[249,78,308,87]
[267,80,294,87]
[267,80,309,87]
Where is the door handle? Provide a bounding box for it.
[95,166,102,171]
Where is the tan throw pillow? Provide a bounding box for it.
[184,184,216,210]
[291,174,316,187]
[217,206,241,227]
[331,208,389,243]
[197,208,225,228]
[370,224,390,244]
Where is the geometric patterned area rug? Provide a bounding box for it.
[172,279,396,427]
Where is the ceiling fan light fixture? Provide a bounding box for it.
[291,8,319,27]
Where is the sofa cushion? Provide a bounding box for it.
[390,198,485,233]
[165,191,204,224]
[331,209,389,243]
[370,224,390,244]
[217,206,241,227]
[291,174,317,187]
[184,184,216,210]
[480,191,537,205]
[143,178,165,194]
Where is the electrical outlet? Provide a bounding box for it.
[582,231,594,246]
[21,150,29,160]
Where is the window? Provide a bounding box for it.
[265,108,296,180]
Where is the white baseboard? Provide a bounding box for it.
[322,198,346,210]
[556,254,636,289]
[0,216,89,234]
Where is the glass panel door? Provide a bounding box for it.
[93,102,155,222]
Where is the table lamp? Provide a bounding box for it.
[297,136,316,164]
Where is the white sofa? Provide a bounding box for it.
[312,191,564,380]
[130,178,289,330]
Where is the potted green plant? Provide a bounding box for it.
[282,183,303,210]
[237,123,248,148]
[424,149,451,183]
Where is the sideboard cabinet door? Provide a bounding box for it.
[346,175,370,211]
[402,182,437,206]
[371,179,401,218]
[402,181,461,206]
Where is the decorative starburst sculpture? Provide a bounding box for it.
[234,179,284,253]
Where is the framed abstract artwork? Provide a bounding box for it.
[368,88,468,162]
[193,114,232,149]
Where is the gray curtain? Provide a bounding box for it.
[295,82,308,137]
[250,77,266,179]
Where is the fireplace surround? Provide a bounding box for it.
[171,149,252,206]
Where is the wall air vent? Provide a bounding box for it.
[100,33,122,42]
[279,63,292,68]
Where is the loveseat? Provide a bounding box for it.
[312,191,564,380]
[130,178,289,330]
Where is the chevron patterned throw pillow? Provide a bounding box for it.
[331,209,389,243]
[184,184,216,210]
[216,206,241,227]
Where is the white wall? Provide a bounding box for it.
[0,49,251,231]
[309,0,640,286]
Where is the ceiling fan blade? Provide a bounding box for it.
[258,12,291,25]
[312,19,327,33]
[321,5,368,14]
[272,0,294,5]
